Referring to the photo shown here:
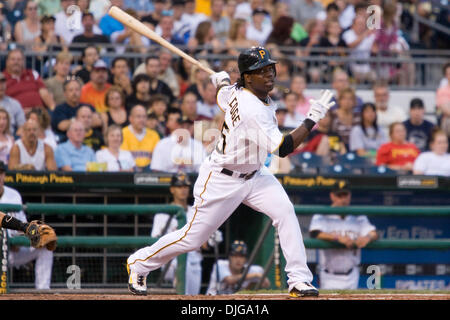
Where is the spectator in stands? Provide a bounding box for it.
[147,94,169,137]
[95,124,135,172]
[436,63,450,139]
[55,120,96,171]
[197,81,222,120]
[13,0,41,45]
[222,59,240,85]
[51,77,95,141]
[80,59,112,114]
[0,73,25,136]
[349,102,388,161]
[298,18,326,83]
[110,9,150,55]
[0,108,15,164]
[207,240,270,295]
[142,0,168,27]
[158,49,180,99]
[71,12,110,46]
[44,51,73,106]
[109,57,133,96]
[126,73,151,112]
[246,8,272,46]
[171,0,191,45]
[75,105,104,151]
[1,160,54,290]
[151,117,207,173]
[181,0,208,39]
[3,48,56,111]
[275,104,290,133]
[210,0,231,45]
[330,88,361,149]
[373,81,407,137]
[273,58,293,98]
[1,0,26,29]
[123,0,154,19]
[337,0,358,30]
[376,122,420,172]
[180,91,209,122]
[187,20,224,56]
[290,0,324,26]
[32,15,67,55]
[8,118,57,171]
[54,0,82,44]
[185,60,212,102]
[101,86,129,131]
[309,182,378,290]
[98,0,125,38]
[283,91,305,129]
[26,108,57,150]
[144,55,175,106]
[403,98,436,152]
[289,74,311,118]
[165,108,182,136]
[413,129,450,177]
[293,111,346,161]
[330,69,363,112]
[226,18,259,56]
[121,104,160,171]
[74,46,100,84]
[341,14,376,84]
[156,14,185,46]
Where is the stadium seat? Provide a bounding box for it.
[318,164,353,175]
[289,152,329,174]
[335,152,374,169]
[364,165,397,175]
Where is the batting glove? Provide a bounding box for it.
[210,71,230,89]
[207,230,223,247]
[306,90,335,123]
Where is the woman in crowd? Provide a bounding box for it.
[33,15,66,54]
[290,73,312,117]
[14,0,41,45]
[185,60,212,103]
[0,108,14,164]
[376,122,420,172]
[413,129,450,176]
[226,18,259,56]
[330,87,361,149]
[102,86,129,133]
[349,102,388,161]
[95,124,135,172]
[187,20,224,56]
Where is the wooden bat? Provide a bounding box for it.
[108,6,215,75]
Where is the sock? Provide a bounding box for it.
[1,215,28,232]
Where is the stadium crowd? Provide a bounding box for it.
[0,0,449,176]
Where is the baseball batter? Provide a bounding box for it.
[127,46,335,297]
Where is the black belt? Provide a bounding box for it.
[221,168,257,180]
[324,268,354,276]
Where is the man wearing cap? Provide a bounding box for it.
[150,172,219,294]
[80,60,112,114]
[246,8,272,46]
[403,98,436,152]
[206,240,270,295]
[309,182,378,289]
[0,72,25,136]
[0,160,54,289]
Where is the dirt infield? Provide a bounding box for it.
[1,293,449,300]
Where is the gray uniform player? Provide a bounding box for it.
[126,46,335,297]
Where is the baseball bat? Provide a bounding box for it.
[108,6,215,75]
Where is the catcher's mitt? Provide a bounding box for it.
[25,220,58,251]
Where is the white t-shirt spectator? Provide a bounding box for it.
[246,22,273,45]
[95,148,135,171]
[342,29,376,75]
[413,152,450,176]
[150,134,207,173]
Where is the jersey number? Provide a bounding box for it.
[216,121,229,154]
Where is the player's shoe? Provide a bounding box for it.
[289,282,319,297]
[127,264,147,296]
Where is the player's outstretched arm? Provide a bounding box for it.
[278,90,335,157]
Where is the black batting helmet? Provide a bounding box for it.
[229,240,248,256]
[238,46,278,75]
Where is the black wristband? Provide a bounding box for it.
[304,118,316,131]
[278,134,294,158]
[1,215,28,232]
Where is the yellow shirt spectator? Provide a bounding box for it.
[121,125,160,168]
[196,0,211,16]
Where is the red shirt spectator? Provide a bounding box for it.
[376,122,420,172]
[3,49,55,111]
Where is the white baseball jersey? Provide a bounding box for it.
[127,83,314,294]
[309,214,375,289]
[150,134,207,173]
[0,186,53,289]
[211,85,283,172]
[206,259,265,295]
